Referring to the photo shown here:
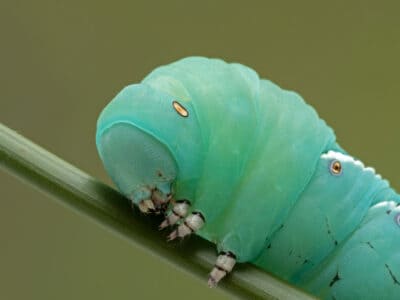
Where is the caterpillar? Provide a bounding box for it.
[95,57,400,300]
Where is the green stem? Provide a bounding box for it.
[0,123,315,300]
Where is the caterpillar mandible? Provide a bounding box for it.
[96,57,400,300]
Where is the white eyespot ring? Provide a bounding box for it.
[330,160,342,176]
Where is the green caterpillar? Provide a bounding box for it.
[96,57,400,300]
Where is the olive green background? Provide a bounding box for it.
[1,1,399,299]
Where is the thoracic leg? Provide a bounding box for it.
[159,200,191,229]
[136,186,172,214]
[162,201,238,287]
[167,211,205,241]
[208,251,237,287]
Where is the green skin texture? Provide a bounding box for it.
[96,57,400,299]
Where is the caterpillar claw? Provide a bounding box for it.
[151,189,170,209]
[166,211,205,240]
[138,199,156,214]
[166,230,178,241]
[158,219,170,230]
[136,188,173,215]
[159,200,191,230]
[207,277,218,288]
[208,252,236,287]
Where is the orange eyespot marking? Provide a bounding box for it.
[330,160,342,175]
[172,101,189,117]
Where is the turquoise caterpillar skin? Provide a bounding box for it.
[96,57,400,300]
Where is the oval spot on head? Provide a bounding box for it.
[329,160,342,176]
[172,100,189,117]
[394,213,400,227]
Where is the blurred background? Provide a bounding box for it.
[1,1,399,299]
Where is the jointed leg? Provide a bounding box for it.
[136,186,172,214]
[208,251,237,287]
[159,200,191,229]
[167,211,205,240]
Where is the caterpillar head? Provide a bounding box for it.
[95,83,201,209]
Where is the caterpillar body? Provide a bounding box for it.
[96,57,400,300]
